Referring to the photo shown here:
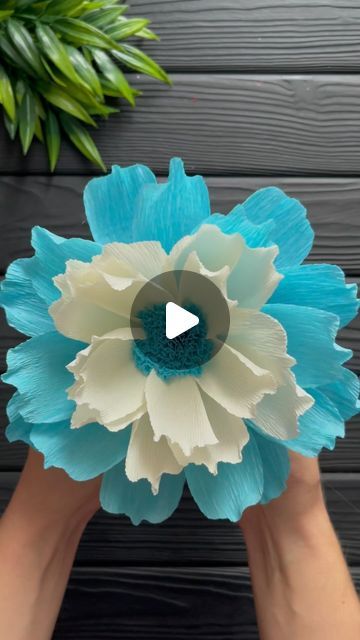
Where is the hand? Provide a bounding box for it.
[239,452,360,640]
[0,448,101,640]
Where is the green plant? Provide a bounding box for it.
[0,0,170,171]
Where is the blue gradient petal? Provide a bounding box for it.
[264,304,352,387]
[132,158,211,251]
[199,206,275,248]
[250,429,290,504]
[0,258,54,337]
[284,388,345,456]
[100,462,185,524]
[6,414,32,446]
[242,187,314,270]
[84,163,156,244]
[185,437,264,522]
[319,368,359,421]
[270,264,359,328]
[2,332,84,423]
[30,421,130,481]
[26,227,101,305]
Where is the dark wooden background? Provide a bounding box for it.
[0,1,360,637]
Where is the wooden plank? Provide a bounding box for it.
[53,566,359,639]
[0,473,359,566]
[128,0,360,72]
[2,75,360,174]
[55,567,258,640]
[0,380,359,472]
[1,176,360,273]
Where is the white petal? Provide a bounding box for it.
[103,241,167,280]
[68,337,146,428]
[145,371,218,455]
[227,244,282,309]
[170,391,249,473]
[169,224,245,273]
[125,413,182,493]
[196,343,276,419]
[254,371,314,440]
[227,308,295,384]
[70,401,146,432]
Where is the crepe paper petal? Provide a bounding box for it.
[202,206,276,249]
[284,389,345,456]
[30,421,130,481]
[6,415,32,446]
[319,368,360,421]
[269,264,359,328]
[18,227,101,309]
[104,241,168,280]
[227,308,294,385]
[84,163,157,245]
[227,244,281,310]
[68,337,146,430]
[0,258,54,337]
[145,371,218,454]
[100,461,185,524]
[253,372,314,440]
[170,391,249,474]
[125,413,182,493]
[196,343,276,420]
[170,224,244,274]
[242,187,314,270]
[264,304,352,388]
[131,158,211,252]
[250,429,290,504]
[185,436,264,522]
[2,332,84,423]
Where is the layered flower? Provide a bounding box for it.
[1,158,359,524]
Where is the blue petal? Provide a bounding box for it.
[132,158,211,251]
[84,163,156,244]
[250,429,290,504]
[26,227,101,305]
[269,264,359,328]
[285,388,345,456]
[264,304,351,387]
[0,258,54,337]
[201,207,276,248]
[100,462,185,524]
[2,332,84,423]
[6,414,32,446]
[242,187,314,270]
[319,368,359,421]
[30,421,130,481]
[185,437,264,522]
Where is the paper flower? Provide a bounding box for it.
[1,158,359,524]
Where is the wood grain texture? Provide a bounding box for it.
[2,75,360,174]
[52,565,358,639]
[128,0,360,72]
[0,473,359,566]
[54,567,259,640]
[1,176,360,273]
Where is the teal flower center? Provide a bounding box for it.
[132,302,214,380]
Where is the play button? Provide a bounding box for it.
[130,270,230,371]
[166,302,199,339]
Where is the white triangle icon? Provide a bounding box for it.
[166,302,199,339]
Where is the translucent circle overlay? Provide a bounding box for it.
[130,270,230,370]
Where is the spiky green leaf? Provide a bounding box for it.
[65,44,103,97]
[0,65,16,121]
[54,17,120,49]
[91,48,134,105]
[106,18,150,41]
[3,110,18,140]
[19,87,36,153]
[38,82,96,125]
[112,44,171,84]
[0,11,14,23]
[7,18,47,79]
[36,23,87,87]
[45,109,61,172]
[59,112,105,170]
